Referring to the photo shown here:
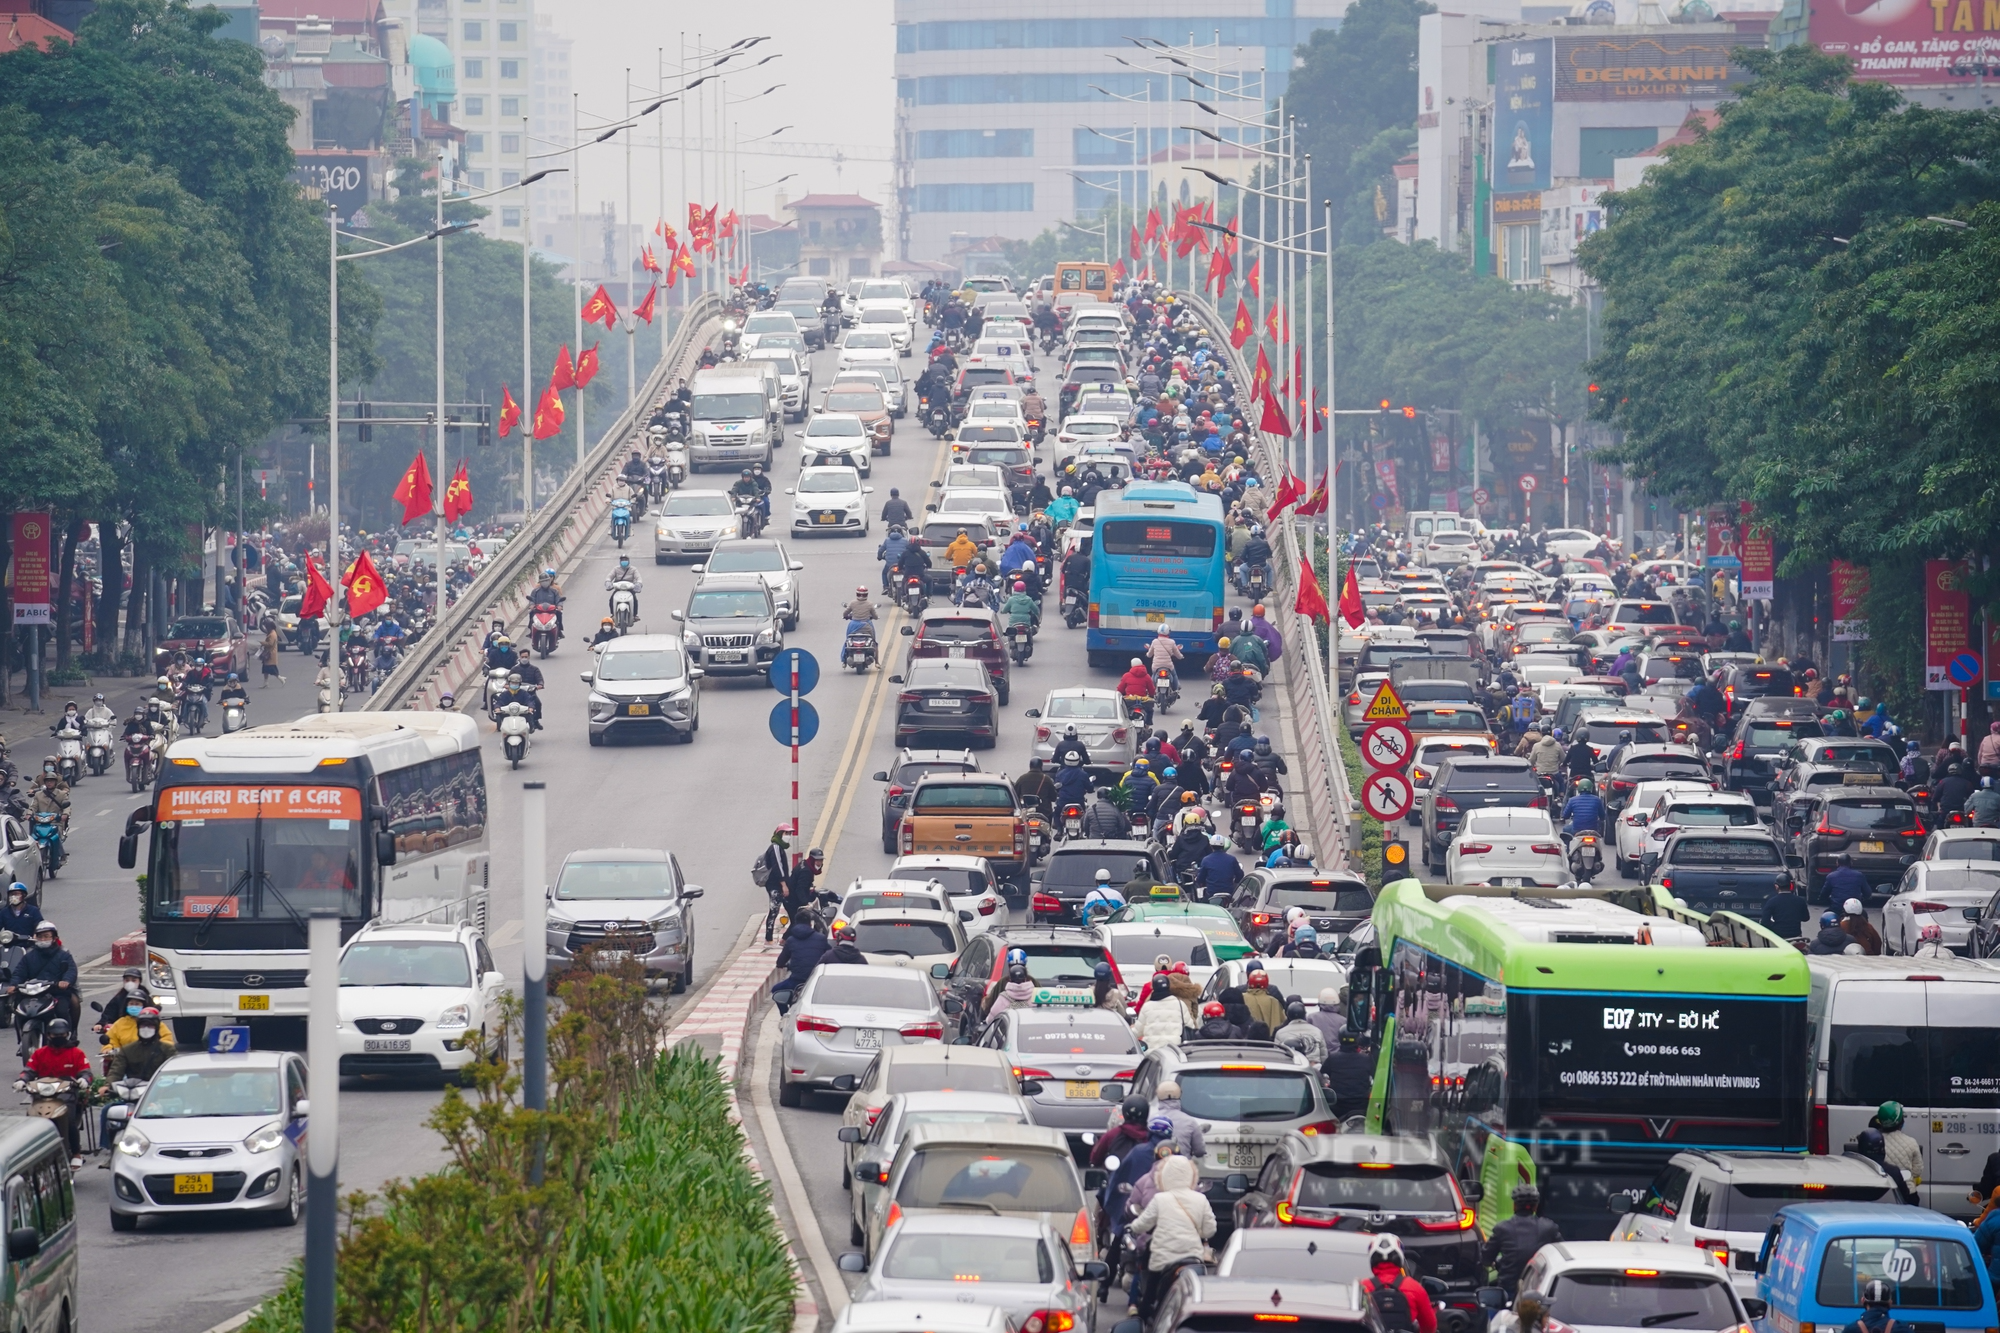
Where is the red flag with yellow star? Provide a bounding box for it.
[532,383,565,440]
[551,344,575,391]
[498,384,522,438]
[392,451,433,526]
[297,554,332,621]
[1251,344,1273,403]
[342,551,387,617]
[1205,244,1233,293]
[442,462,473,524]
[1295,556,1330,624]
[1245,258,1261,300]
[640,244,662,274]
[1229,299,1253,350]
[633,283,657,325]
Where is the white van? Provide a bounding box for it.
[687,368,776,471]
[1807,953,2000,1217]
[1405,510,1461,547]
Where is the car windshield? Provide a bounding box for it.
[1046,695,1119,720]
[897,1148,1082,1213]
[1669,838,1781,866]
[1296,1164,1460,1214]
[663,493,734,517]
[825,393,883,412]
[1583,720,1671,745]
[688,590,769,618]
[596,648,685,681]
[1614,604,1678,625]
[853,920,958,957]
[1407,708,1486,733]
[860,308,902,324]
[1661,803,1757,828]
[1748,721,1819,744]
[1916,867,2000,892]
[1819,745,1893,769]
[1225,1244,1373,1283]
[881,1232,1053,1284]
[168,618,230,638]
[940,495,998,514]
[744,314,794,332]
[692,392,766,419]
[139,1067,284,1119]
[910,784,1014,811]
[1010,946,1109,984]
[966,448,1029,467]
[918,619,992,644]
[799,473,859,494]
[749,354,799,376]
[810,973,935,1009]
[1547,1272,1738,1329]
[1015,1014,1139,1055]
[1176,1069,1315,1122]
[555,861,676,900]
[808,417,866,436]
[861,283,906,301]
[1267,883,1374,912]
[1700,1181,1889,1233]
[1108,934,1211,968]
[704,547,785,574]
[1825,799,1916,830]
[1043,854,1152,893]
[907,868,989,896]
[845,332,893,349]
[340,940,472,986]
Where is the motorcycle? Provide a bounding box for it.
[221,696,248,734]
[342,646,370,697]
[1062,585,1086,630]
[482,666,513,712]
[925,402,953,440]
[737,499,767,540]
[1006,622,1034,666]
[1127,807,1151,841]
[530,606,561,658]
[16,1073,88,1152]
[12,979,57,1056]
[177,681,210,735]
[1568,829,1606,880]
[610,498,632,548]
[1231,798,1262,853]
[841,624,878,672]
[84,721,113,778]
[1059,802,1084,842]
[900,575,928,617]
[1023,805,1052,862]
[102,1075,148,1148]
[645,456,671,504]
[1240,563,1271,600]
[29,813,63,878]
[821,312,840,345]
[52,723,83,785]
[608,579,639,632]
[1153,668,1179,714]
[495,699,534,769]
[1024,414,1046,445]
[316,669,338,714]
[1122,693,1154,730]
[123,733,155,793]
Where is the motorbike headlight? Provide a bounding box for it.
[434,1003,471,1031]
[243,1122,288,1154]
[147,952,176,992]
[116,1128,151,1157]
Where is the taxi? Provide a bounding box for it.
[969,997,1141,1146]
[1402,701,1498,752]
[1101,900,1252,961]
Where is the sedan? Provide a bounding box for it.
[796,413,875,475]
[891,659,999,749]
[972,1005,1142,1141]
[929,487,1014,537]
[1446,808,1568,887]
[653,489,742,562]
[854,303,914,355]
[1025,688,1130,770]
[835,329,899,374]
[888,853,1005,934]
[1540,527,1605,560]
[839,1090,1032,1245]
[818,387,894,455]
[788,466,873,537]
[1612,779,1718,877]
[847,905,969,974]
[1883,863,2000,955]
[1054,414,1125,449]
[778,964,945,1107]
[840,1213,1105,1333]
[110,1050,308,1230]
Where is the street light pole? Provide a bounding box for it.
[435,149,449,632]
[522,116,534,518]
[327,203,343,628]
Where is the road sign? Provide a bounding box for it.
[1361,679,1408,722]
[768,648,820,696]
[768,697,820,747]
[1946,651,1981,686]
[1369,494,1391,510]
[1362,720,1414,771]
[208,1026,252,1054]
[1360,770,1415,821]
[1471,487,1491,507]
[1517,474,1538,494]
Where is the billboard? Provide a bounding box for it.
[1739,526,1774,600]
[9,512,50,626]
[1831,560,1870,641]
[1924,558,1971,690]
[1493,38,1554,194]
[1553,33,1759,100]
[290,152,375,224]
[1703,507,1741,569]
[1809,0,2000,85]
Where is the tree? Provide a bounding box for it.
[1286,0,1434,244]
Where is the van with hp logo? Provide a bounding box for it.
[1750,1203,1996,1333]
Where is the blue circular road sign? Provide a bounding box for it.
[1947,651,1982,686]
[767,648,820,696]
[768,698,820,747]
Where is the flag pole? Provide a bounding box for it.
[435,148,449,632]
[327,202,344,633]
[523,112,534,518]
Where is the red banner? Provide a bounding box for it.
[1925,558,1971,690]
[1739,526,1774,600]
[157,785,362,821]
[1831,560,1869,641]
[9,512,51,625]
[1430,437,1452,472]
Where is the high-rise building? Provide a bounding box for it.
[892,1,1347,262]
[378,0,532,237]
[529,13,571,230]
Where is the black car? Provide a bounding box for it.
[1650,827,1789,914]
[1771,747,1903,835]
[889,659,998,749]
[1966,887,2000,959]
[1721,664,1800,720]
[932,923,1116,1038]
[1029,839,1171,922]
[1226,870,1373,952]
[1602,744,1710,818]
[1421,757,1542,866]
[872,748,979,854]
[1777,784,1922,903]
[1230,1133,1482,1299]
[1716,711,1823,805]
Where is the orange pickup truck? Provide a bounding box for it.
[897,775,1029,885]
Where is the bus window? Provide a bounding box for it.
[1058,268,1082,291]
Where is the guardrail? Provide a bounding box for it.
[365,293,725,711]
[1179,290,1355,869]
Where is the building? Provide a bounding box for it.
[0,10,70,53]
[785,194,883,284]
[259,0,392,222]
[528,13,570,228]
[892,0,1349,262]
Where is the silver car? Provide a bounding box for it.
[653,489,742,562]
[1025,687,1131,768]
[839,1213,1105,1333]
[839,1089,1032,1244]
[543,847,704,990]
[778,964,944,1106]
[582,633,703,745]
[109,1049,308,1229]
[691,538,805,630]
[974,1004,1143,1142]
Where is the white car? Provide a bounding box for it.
[109,1049,310,1230]
[336,921,505,1077]
[836,329,899,374]
[1630,788,1760,879]
[846,904,968,973]
[970,337,1032,381]
[930,487,1013,536]
[1612,779,1721,876]
[962,398,1026,428]
[653,488,743,562]
[788,466,873,537]
[937,464,1008,493]
[1540,527,1605,560]
[1488,1240,1752,1333]
[1521,660,1584,700]
[840,1089,1032,1250]
[1882,862,2000,954]
[739,309,800,353]
[1026,687,1130,766]
[777,964,945,1107]
[796,413,874,475]
[1916,826,2000,864]
[1420,530,1480,568]
[1102,921,1216,1004]
[745,349,809,421]
[1055,413,1124,447]
[1446,807,1567,886]
[887,854,1005,936]
[854,303,915,355]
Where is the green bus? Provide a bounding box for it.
[1348,880,1811,1241]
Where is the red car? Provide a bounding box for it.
[156,613,248,674]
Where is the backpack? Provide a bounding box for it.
[751,851,774,889]
[1364,1278,1421,1333]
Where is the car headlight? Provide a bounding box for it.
[147,952,176,992]
[589,692,611,706]
[244,1122,288,1154]
[757,627,781,646]
[684,632,703,648]
[435,1004,471,1031]
[116,1129,151,1157]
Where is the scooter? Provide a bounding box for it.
[1240,563,1271,600]
[12,979,57,1056]
[123,734,154,792]
[841,624,878,672]
[925,402,953,440]
[610,498,632,547]
[1153,668,1179,714]
[738,499,767,540]
[1062,585,1086,630]
[178,681,210,736]
[52,723,83,785]
[1024,808,1051,863]
[1006,622,1034,666]
[529,607,561,658]
[608,579,639,632]
[1568,830,1606,880]
[28,814,63,879]
[645,455,671,504]
[1231,798,1262,853]
[1059,802,1084,841]
[16,1073,88,1152]
[102,1076,148,1149]
[482,666,512,712]
[84,722,113,778]
[901,575,928,616]
[495,699,534,769]
[664,439,689,487]
[221,696,248,734]
[315,668,338,714]
[342,645,371,697]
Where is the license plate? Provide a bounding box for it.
[817,513,838,524]
[238,995,269,1011]
[711,651,744,663]
[1860,840,1885,853]
[929,698,964,710]
[174,1174,213,1195]
[853,1028,881,1049]
[364,1038,411,1052]
[1228,1143,1261,1168]
[1145,611,1167,623]
[626,703,651,716]
[1495,877,1526,887]
[1843,772,1880,784]
[1064,1081,1101,1100]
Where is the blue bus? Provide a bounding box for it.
[1085,481,1226,669]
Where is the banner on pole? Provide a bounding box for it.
[9,512,51,625]
[1831,560,1869,642]
[1739,526,1774,600]
[1924,558,1971,691]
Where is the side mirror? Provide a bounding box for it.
[1024,708,1042,718]
[681,886,704,900]
[6,1228,39,1262]
[830,1074,858,1093]
[941,995,963,1016]
[863,486,874,494]
[835,1126,863,1143]
[688,668,705,681]
[579,672,596,684]
[929,480,942,489]
[294,1098,310,1117]
[1786,853,1804,868]
[1477,1288,1510,1312]
[928,962,952,979]
[925,503,938,513]
[690,564,706,574]
[1018,1079,1044,1096]
[836,1251,868,1274]
[1079,1259,1111,1282]
[899,626,915,637]
[670,610,685,621]
[873,770,890,782]
[117,833,138,871]
[784,488,795,496]
[888,675,904,685]
[376,830,398,866]
[1098,1083,1126,1102]
[1742,1300,1768,1319]
[853,1161,884,1184]
[1964,906,1983,921]
[789,561,805,572]
[959,909,974,922]
[1460,1180,1483,1203]
[1607,1190,1640,1214]
[1224,1173,1251,1194]
[1420,1277,1448,1297]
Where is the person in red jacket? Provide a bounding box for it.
[1118,657,1158,727]
[1360,1235,1438,1333]
[22,1018,90,1165]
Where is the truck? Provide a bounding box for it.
[896,775,1030,887]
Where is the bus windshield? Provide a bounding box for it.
[149,784,367,928]
[1099,519,1217,559]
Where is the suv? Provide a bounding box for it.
[1226,869,1373,952]
[1649,827,1788,913]
[336,920,504,1078]
[1030,840,1171,922]
[672,573,782,676]
[1420,757,1543,866]
[1721,664,1799,720]
[1717,711,1823,805]
[900,607,1011,704]
[691,538,805,630]
[544,847,705,991]
[1610,1150,1896,1298]
[933,924,1119,1039]
[1602,744,1710,819]
[872,748,979,853]
[1230,1133,1481,1298]
[1488,1241,1755,1333]
[1116,1040,1337,1231]
[1775,784,1922,902]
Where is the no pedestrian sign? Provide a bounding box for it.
[1362,720,1414,771]
[1361,680,1408,722]
[1361,770,1415,821]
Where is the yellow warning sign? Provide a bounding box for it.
[1361,679,1408,722]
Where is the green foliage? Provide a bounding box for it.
[1287,0,1435,243]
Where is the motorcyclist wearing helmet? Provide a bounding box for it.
[1360,1234,1438,1333]
[492,670,542,731]
[1840,1280,1906,1333]
[875,527,913,592]
[1079,786,1127,839]
[527,569,565,637]
[1091,1094,1154,1169]
[1126,1140,1216,1320]
[825,924,866,967]
[1763,872,1812,941]
[0,883,43,942]
[1195,835,1242,902]
[1910,922,1953,959]
[1229,624,1269,675]
[1274,997,1328,1065]
[1234,526,1274,590]
[1561,777,1605,839]
[1080,881,1127,926]
[1871,1100,1926,1187]
[880,486,915,528]
[21,1016,89,1163]
[1049,724,1092,770]
[589,616,622,648]
[106,1007,174,1083]
[1481,1184,1564,1294]
[984,949,1036,1017]
[604,554,644,618]
[1529,728,1565,777]
[485,632,521,672]
[12,920,76,1027]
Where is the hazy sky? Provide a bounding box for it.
[553,0,897,227]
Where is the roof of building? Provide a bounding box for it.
[741,212,794,234]
[257,0,382,25]
[1630,108,1721,159]
[786,193,880,211]
[0,11,70,52]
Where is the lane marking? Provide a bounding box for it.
[749,1004,851,1318]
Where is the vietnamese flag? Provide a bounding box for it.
[442,462,473,524]
[392,451,433,525]
[297,554,333,621]
[575,343,601,389]
[1265,302,1287,343]
[1264,472,1306,522]
[673,244,696,281]
[633,283,658,325]
[582,284,619,329]
[1338,562,1366,629]
[1295,557,1331,625]
[1205,244,1233,293]
[532,383,565,440]
[497,384,522,439]
[343,551,388,617]
[640,244,662,274]
[1296,470,1330,517]
[1221,215,1239,257]
[1251,344,1273,403]
[551,343,575,391]
[655,218,678,246]
[720,209,738,240]
[1128,224,1143,263]
[1229,299,1254,350]
[1111,259,1126,284]
[1245,258,1261,300]
[1143,208,1161,248]
[1258,387,1292,436]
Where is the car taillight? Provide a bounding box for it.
[1112,1069,1137,1080]
[1022,1314,1076,1333]
[887,784,904,798]
[1070,1208,1092,1246]
[1032,892,1061,915]
[1111,726,1128,743]
[1531,843,1563,855]
[1458,844,1493,855]
[1348,692,1361,706]
[795,1015,839,1034]
[978,900,997,915]
[1418,1208,1479,1232]
[900,1022,943,1040]
[1730,740,1745,759]
[1014,818,1027,857]
[1695,1237,1731,1268]
[1610,779,1635,792]
[1212,606,1224,632]
[1035,726,1050,741]
[1297,1119,1341,1136]
[1012,1066,1054,1079]
[1250,912,1273,926]
[1528,796,1546,809]
[1273,1199,1334,1228]
[899,819,914,855]
[1900,826,1925,838]
[1435,797,1458,811]
[1816,820,1846,836]
[1811,1102,1829,1155]
[1909,900,1952,914]
[885,1201,903,1230]
[1087,602,1099,628]
[898,692,922,704]
[1659,875,1673,890]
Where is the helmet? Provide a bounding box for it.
[1844,898,1865,916]
[1285,998,1307,1020]
[1217,636,1230,650]
[1121,1096,1151,1126]
[1367,1235,1406,1269]
[1876,1100,1906,1130]
[601,617,614,626]
[1821,911,1839,927]
[1093,961,1113,981]
[1201,1001,1225,1018]
[542,567,556,579]
[1131,657,1144,668]
[1156,624,1172,637]
[855,586,868,598]
[836,925,857,942]
[1094,869,1112,885]
[44,1018,72,1045]
[32,920,55,938]
[507,672,523,686]
[1064,723,1078,738]
[1005,947,1028,968]
[1860,1280,1892,1309]
[1919,923,1944,943]
[1295,926,1318,946]
[1148,1116,1175,1140]
[1247,971,1269,989]
[1512,1184,1542,1209]
[1575,778,1595,793]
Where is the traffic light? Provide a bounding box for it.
[1382,837,1411,879]
[355,398,371,443]
[1379,399,1391,411]
[476,403,492,448]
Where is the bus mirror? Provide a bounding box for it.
[376,829,399,866]
[117,834,138,870]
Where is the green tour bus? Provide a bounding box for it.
[1348,880,1810,1242]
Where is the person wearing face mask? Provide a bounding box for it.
[11,920,77,1028]
[0,883,43,943]
[21,1017,89,1165]
[102,1008,173,1143]
[97,969,174,1050]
